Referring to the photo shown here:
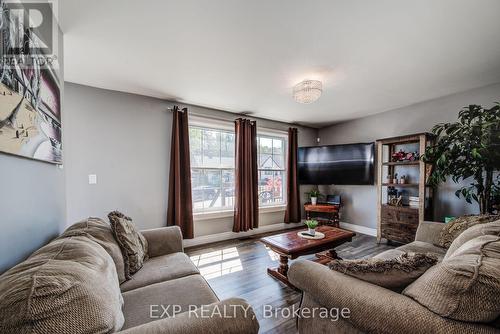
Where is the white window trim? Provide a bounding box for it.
[193,205,287,221]
[193,209,234,220]
[190,122,235,214]
[257,132,288,207]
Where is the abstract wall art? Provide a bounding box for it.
[0,0,62,163]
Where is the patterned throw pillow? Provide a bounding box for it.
[328,252,438,291]
[108,211,148,279]
[435,214,500,249]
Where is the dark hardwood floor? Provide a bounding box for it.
[186,228,394,334]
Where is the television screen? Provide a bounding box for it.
[298,143,375,185]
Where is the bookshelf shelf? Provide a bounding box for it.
[382,161,420,166]
[382,183,419,187]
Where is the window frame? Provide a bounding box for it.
[256,129,288,208]
[189,119,236,215]
[188,117,288,217]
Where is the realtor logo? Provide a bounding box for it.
[1,0,59,69]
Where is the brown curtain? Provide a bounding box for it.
[284,127,301,223]
[167,106,194,239]
[233,118,259,232]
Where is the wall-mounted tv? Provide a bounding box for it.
[298,143,375,185]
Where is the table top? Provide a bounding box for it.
[260,226,355,255]
[304,203,339,212]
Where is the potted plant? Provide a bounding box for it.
[423,103,500,214]
[306,189,322,205]
[304,219,319,236]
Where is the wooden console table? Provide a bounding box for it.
[304,203,340,226]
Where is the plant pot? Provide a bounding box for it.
[311,197,317,205]
[308,228,316,236]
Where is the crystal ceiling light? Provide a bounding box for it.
[293,80,322,104]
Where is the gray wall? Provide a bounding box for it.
[0,22,65,273]
[63,83,171,229]
[318,83,500,230]
[0,158,65,273]
[64,83,317,236]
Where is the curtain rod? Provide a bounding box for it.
[167,107,296,133]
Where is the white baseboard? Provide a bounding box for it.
[184,221,377,248]
[339,222,377,236]
[183,222,304,248]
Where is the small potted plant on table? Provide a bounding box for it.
[306,189,322,205]
[304,219,319,236]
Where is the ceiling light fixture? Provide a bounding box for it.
[293,80,322,104]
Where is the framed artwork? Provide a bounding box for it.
[0,0,62,163]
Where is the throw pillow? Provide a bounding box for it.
[108,211,148,279]
[403,235,500,322]
[435,214,500,249]
[59,217,127,283]
[445,219,500,260]
[328,252,438,290]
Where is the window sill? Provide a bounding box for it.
[193,205,287,221]
[193,210,234,221]
[259,205,287,213]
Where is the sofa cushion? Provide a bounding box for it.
[120,252,200,292]
[403,235,500,322]
[0,236,124,333]
[397,241,447,261]
[435,214,500,249]
[121,274,218,330]
[108,211,149,279]
[374,241,447,261]
[59,217,127,283]
[445,219,500,260]
[329,252,438,290]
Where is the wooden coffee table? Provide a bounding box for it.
[260,226,355,288]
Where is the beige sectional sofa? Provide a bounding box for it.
[289,221,500,334]
[0,220,259,334]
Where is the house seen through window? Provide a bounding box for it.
[189,124,287,213]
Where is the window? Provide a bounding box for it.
[189,121,287,213]
[257,134,287,207]
[189,125,235,213]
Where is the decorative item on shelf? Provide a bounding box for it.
[389,195,403,207]
[392,150,406,162]
[393,173,399,184]
[306,189,322,205]
[387,174,393,184]
[304,220,319,236]
[400,175,406,184]
[391,150,420,162]
[409,196,420,208]
[406,151,420,161]
[387,187,397,204]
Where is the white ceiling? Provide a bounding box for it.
[59,0,500,127]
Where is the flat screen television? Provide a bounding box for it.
[298,143,375,185]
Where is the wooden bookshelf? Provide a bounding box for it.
[376,133,435,244]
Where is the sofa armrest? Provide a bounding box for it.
[288,260,497,334]
[118,298,259,334]
[415,221,445,244]
[141,226,183,257]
